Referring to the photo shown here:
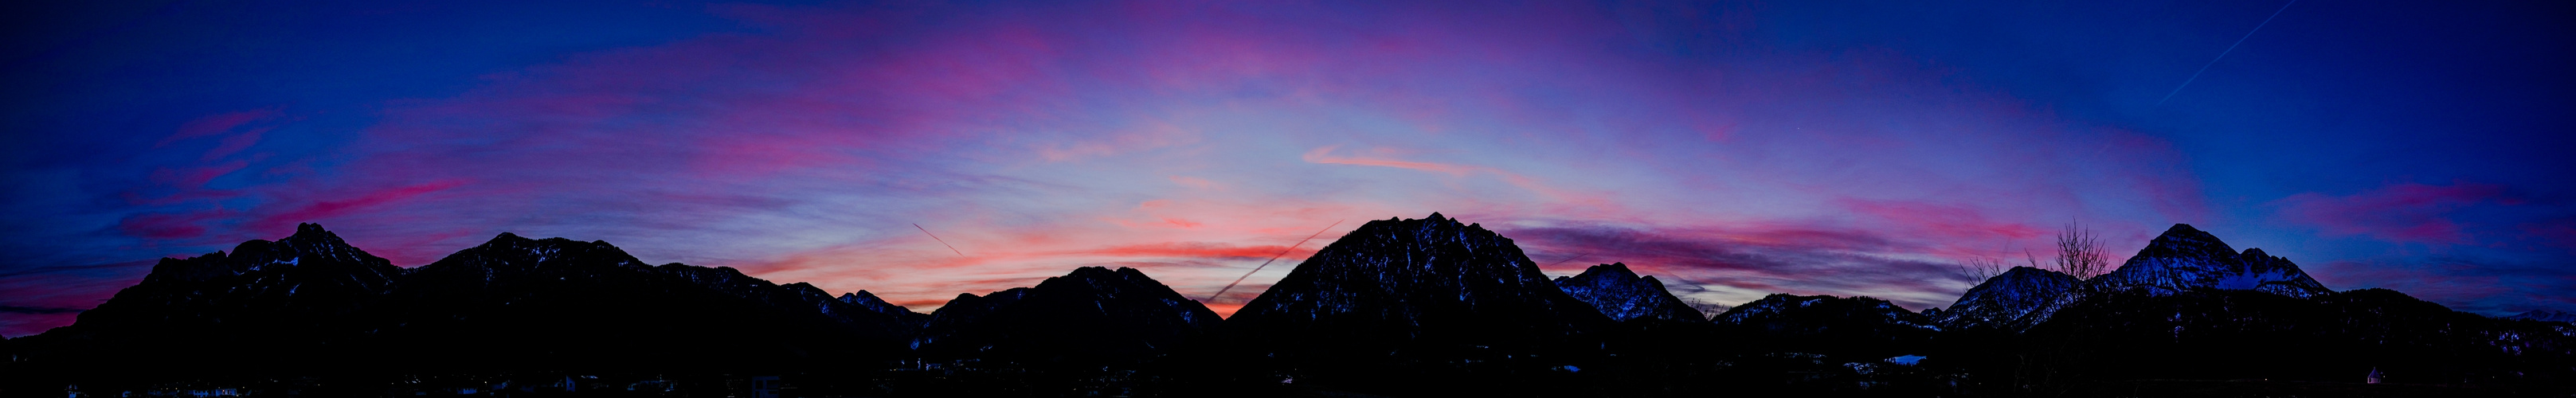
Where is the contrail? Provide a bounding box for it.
[1205,220,1343,302]
[913,223,964,257]
[2157,0,2299,106]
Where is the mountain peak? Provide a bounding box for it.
[1227,213,1609,358]
[258,222,360,255]
[1936,266,2078,329]
[837,289,929,325]
[74,221,406,341]
[2093,224,2328,298]
[487,232,527,244]
[195,222,386,276]
[1587,262,1638,277]
[1063,265,1122,279]
[2146,224,2233,254]
[293,223,331,238]
[840,290,883,303]
[1555,263,1702,322]
[912,267,1218,361]
[427,232,644,275]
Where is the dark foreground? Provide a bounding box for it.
[26,360,2574,398]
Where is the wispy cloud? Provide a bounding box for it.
[2272,181,2508,245]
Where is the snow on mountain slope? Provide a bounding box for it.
[1553,263,1705,322]
[2013,224,2332,328]
[2089,224,2331,298]
[1935,267,2077,329]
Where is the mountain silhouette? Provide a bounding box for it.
[1710,294,1941,357]
[1223,213,1611,361]
[841,290,934,327]
[1932,224,2576,385]
[1935,266,2077,329]
[6,218,2570,396]
[1553,262,1705,323]
[15,224,403,374]
[372,232,912,372]
[11,225,914,378]
[911,266,1219,363]
[2091,224,2332,297]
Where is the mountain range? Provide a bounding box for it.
[6,215,2571,396]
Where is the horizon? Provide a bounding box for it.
[11,214,2472,320]
[5,1,2572,338]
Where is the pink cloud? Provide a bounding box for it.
[1076,242,1306,260]
[117,211,227,240]
[1839,199,2047,243]
[199,127,272,162]
[146,161,249,189]
[158,108,280,147]
[247,179,470,232]
[2273,181,2508,245]
[2519,218,2576,255]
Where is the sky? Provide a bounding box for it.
[3,0,2570,337]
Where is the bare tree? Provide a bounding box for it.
[2052,221,2109,280]
[1958,256,2008,283]
[1684,297,1732,321]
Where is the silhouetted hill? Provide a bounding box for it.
[1998,224,2333,329]
[372,232,912,373]
[1710,294,1940,357]
[1553,263,1704,323]
[842,290,934,327]
[1224,214,1611,360]
[1936,266,2077,329]
[12,224,403,374]
[8,224,915,381]
[2092,224,2331,297]
[1216,213,1613,396]
[1937,224,2576,391]
[2018,288,2575,387]
[911,267,1219,363]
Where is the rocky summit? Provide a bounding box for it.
[1553,263,1705,322]
[2089,224,2332,298]
[2007,224,2334,329]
